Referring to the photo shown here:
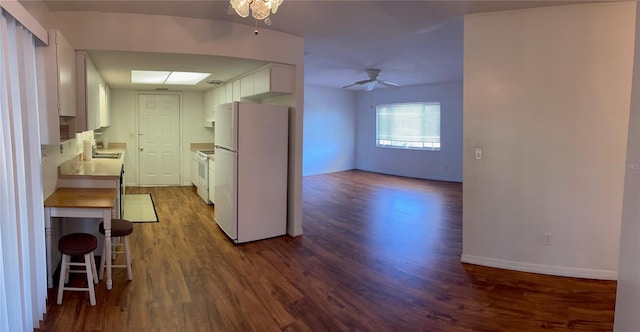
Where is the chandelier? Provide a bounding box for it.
[229,0,283,21]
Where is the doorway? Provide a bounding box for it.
[138,94,181,186]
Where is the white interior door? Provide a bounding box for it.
[138,94,181,186]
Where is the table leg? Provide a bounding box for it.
[103,209,112,290]
[45,208,53,288]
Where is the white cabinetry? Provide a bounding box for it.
[252,64,295,96]
[77,52,111,131]
[240,75,254,98]
[38,29,77,144]
[76,52,100,131]
[232,80,242,102]
[100,83,111,128]
[217,87,226,105]
[87,59,101,130]
[200,63,294,127]
[204,90,212,116]
[225,84,233,103]
[203,89,216,128]
[208,158,215,204]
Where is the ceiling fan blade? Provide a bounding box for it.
[344,69,399,90]
[342,83,358,89]
[342,79,373,89]
[379,80,400,88]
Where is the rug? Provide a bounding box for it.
[123,194,159,223]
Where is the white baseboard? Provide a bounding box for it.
[460,254,617,280]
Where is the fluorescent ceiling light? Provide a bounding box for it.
[131,70,210,85]
[131,70,171,84]
[165,72,211,85]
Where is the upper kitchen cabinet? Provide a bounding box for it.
[200,63,294,127]
[218,85,228,104]
[252,64,295,97]
[240,75,254,98]
[100,83,111,128]
[203,89,217,128]
[232,80,242,102]
[225,83,233,103]
[37,30,77,144]
[47,30,77,117]
[77,52,109,131]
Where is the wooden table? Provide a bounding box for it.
[44,187,117,290]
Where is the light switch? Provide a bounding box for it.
[475,147,482,160]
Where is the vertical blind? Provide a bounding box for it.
[376,102,441,150]
[0,8,47,331]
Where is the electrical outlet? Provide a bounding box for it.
[475,147,482,160]
[544,233,552,246]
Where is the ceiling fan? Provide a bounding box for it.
[342,69,400,91]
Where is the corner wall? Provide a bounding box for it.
[462,2,635,279]
[614,3,640,330]
[355,81,463,182]
[303,85,356,176]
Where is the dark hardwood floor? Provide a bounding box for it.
[40,170,617,331]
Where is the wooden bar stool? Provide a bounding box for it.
[99,219,133,282]
[57,233,99,306]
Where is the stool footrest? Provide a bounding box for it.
[100,233,133,282]
[62,286,93,292]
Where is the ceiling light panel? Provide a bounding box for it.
[165,72,211,85]
[131,70,211,85]
[131,70,170,84]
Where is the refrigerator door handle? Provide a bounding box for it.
[215,145,236,153]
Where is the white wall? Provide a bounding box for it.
[41,140,78,198]
[614,4,640,330]
[462,2,635,279]
[303,85,356,176]
[355,82,463,182]
[107,89,212,186]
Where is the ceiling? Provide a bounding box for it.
[42,0,620,91]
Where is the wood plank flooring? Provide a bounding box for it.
[40,170,617,331]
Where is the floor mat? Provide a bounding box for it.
[123,193,158,223]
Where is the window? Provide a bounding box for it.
[376,102,441,151]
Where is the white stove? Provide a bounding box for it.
[195,150,214,203]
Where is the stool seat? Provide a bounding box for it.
[59,233,97,256]
[57,233,99,306]
[99,219,133,237]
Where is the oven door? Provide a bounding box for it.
[197,154,209,189]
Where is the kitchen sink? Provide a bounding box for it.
[93,152,122,159]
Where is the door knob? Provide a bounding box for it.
[139,147,144,151]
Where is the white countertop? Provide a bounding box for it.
[58,144,126,179]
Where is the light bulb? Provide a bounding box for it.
[232,0,250,18]
[250,0,270,20]
[271,0,282,14]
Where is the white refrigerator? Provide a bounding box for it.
[214,102,289,243]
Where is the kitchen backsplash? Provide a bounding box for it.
[41,130,95,198]
[190,143,215,152]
